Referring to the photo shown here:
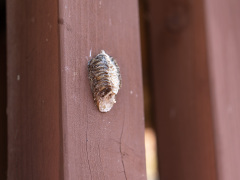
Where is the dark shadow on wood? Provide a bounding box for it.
[0,0,7,179]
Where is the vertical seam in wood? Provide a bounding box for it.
[57,0,64,179]
[86,118,93,180]
[120,114,127,180]
[202,0,219,179]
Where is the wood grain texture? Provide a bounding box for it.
[7,0,61,179]
[204,0,240,179]
[148,0,217,179]
[58,0,146,179]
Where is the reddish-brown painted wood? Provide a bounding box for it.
[7,0,146,179]
[148,0,217,179]
[7,0,61,179]
[58,0,146,179]
[204,0,240,179]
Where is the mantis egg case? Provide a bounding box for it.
[88,50,121,112]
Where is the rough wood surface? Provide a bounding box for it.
[58,0,146,179]
[7,0,61,179]
[204,0,240,179]
[148,0,217,179]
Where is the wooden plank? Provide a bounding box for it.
[204,0,240,179]
[148,0,217,179]
[7,0,61,179]
[58,0,146,179]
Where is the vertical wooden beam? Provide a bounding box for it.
[204,0,240,179]
[58,0,146,179]
[7,0,61,179]
[148,0,217,179]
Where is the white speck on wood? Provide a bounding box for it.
[17,75,20,81]
[130,90,133,94]
[64,66,69,71]
[89,49,92,57]
[73,72,78,76]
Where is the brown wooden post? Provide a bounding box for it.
[58,0,146,179]
[149,0,240,179]
[7,0,61,179]
[204,0,240,179]
[148,0,217,179]
[7,0,146,179]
